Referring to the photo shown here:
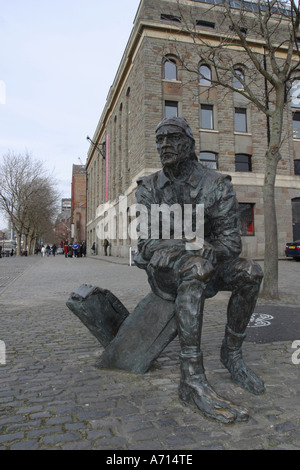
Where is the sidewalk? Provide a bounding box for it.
[90,254,132,265]
[0,254,299,450]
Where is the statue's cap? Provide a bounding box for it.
[155,117,195,141]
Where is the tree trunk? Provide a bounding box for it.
[261,90,284,299]
[262,150,280,298]
[16,232,22,256]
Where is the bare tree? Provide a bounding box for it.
[23,179,59,254]
[172,0,300,298]
[0,152,59,255]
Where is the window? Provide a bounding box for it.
[164,101,178,119]
[230,25,247,36]
[199,65,211,85]
[290,80,300,108]
[196,20,215,29]
[234,108,247,132]
[234,68,244,89]
[294,159,300,175]
[161,13,181,24]
[200,151,218,169]
[201,104,214,129]
[164,58,177,80]
[235,154,252,172]
[293,112,300,139]
[239,203,254,236]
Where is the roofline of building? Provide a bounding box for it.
[86,1,299,169]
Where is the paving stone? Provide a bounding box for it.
[0,256,300,450]
[42,432,82,446]
[10,439,40,450]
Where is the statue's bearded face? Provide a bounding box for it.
[156,125,193,169]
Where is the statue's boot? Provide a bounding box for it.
[220,325,265,395]
[179,352,249,424]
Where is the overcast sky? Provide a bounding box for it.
[0,0,141,229]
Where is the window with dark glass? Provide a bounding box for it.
[196,20,215,29]
[161,14,181,23]
[200,151,218,169]
[164,59,177,80]
[199,65,211,85]
[294,159,300,175]
[238,203,254,236]
[230,25,247,35]
[164,101,178,119]
[293,111,300,138]
[201,104,214,129]
[235,153,252,172]
[234,108,247,132]
[234,68,244,89]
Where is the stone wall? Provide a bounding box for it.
[86,0,300,259]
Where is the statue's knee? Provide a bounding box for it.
[179,256,215,284]
[237,258,263,286]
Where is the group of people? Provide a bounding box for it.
[91,239,110,256]
[40,244,55,256]
[63,241,86,258]
[38,241,87,258]
[0,246,15,258]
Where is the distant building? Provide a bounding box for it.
[71,165,87,243]
[61,198,71,216]
[55,198,72,243]
[0,230,7,244]
[86,0,300,258]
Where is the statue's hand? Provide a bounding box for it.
[149,243,185,269]
[184,239,217,266]
[197,241,217,266]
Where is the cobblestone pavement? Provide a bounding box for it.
[0,254,299,451]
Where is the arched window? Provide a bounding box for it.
[290,80,300,108]
[234,68,244,89]
[199,65,211,85]
[164,58,177,80]
[200,151,218,169]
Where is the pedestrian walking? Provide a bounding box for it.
[91,242,96,255]
[52,244,57,256]
[72,242,79,258]
[41,245,46,257]
[82,241,86,257]
[104,239,110,256]
[78,242,83,257]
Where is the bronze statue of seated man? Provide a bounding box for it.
[67,117,264,424]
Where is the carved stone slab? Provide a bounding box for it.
[96,292,177,374]
[66,284,129,347]
[66,286,177,374]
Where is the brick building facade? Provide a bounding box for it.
[86,0,300,258]
[55,198,71,244]
[71,165,86,243]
